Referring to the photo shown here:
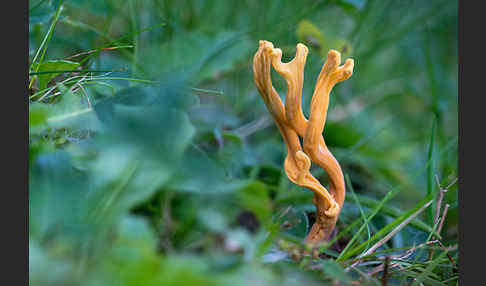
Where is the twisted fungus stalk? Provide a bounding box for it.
[252,40,354,243]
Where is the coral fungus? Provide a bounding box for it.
[253,40,354,243]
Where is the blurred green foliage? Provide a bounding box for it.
[29,0,458,285]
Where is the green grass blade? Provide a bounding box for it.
[29,69,125,75]
[357,200,433,260]
[411,249,449,286]
[400,270,445,286]
[336,191,394,261]
[347,174,371,245]
[349,194,440,237]
[29,0,64,86]
[336,174,373,260]
[426,118,437,224]
[324,138,455,257]
[340,194,434,261]
[60,17,164,76]
[29,0,49,12]
[318,215,365,254]
[128,0,139,80]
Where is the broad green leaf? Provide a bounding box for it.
[29,0,55,24]
[339,0,366,10]
[33,60,80,90]
[237,181,272,222]
[29,102,50,134]
[29,151,92,242]
[140,31,253,85]
[29,84,101,135]
[199,208,229,233]
[168,145,250,194]
[321,260,352,284]
[29,239,77,286]
[155,256,224,286]
[86,215,163,286]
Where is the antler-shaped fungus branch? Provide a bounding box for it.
[253,41,337,210]
[253,40,354,243]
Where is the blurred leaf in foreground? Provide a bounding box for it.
[32,60,80,90]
